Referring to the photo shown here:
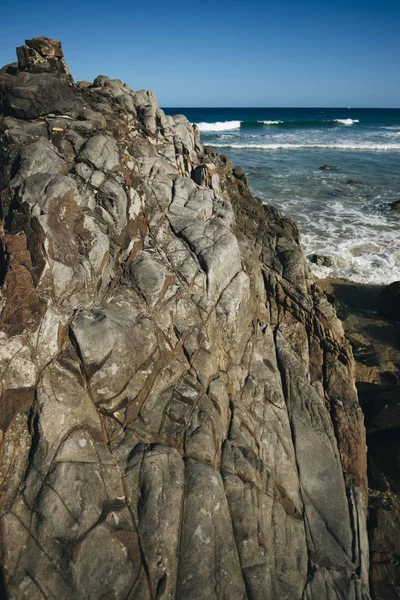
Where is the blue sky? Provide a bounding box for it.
[0,0,399,107]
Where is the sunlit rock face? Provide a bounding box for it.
[0,38,370,599]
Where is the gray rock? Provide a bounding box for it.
[0,37,372,600]
[78,134,120,171]
[129,252,169,306]
[92,75,111,87]
[11,138,66,187]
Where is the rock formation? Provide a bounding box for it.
[0,38,370,599]
[320,279,400,600]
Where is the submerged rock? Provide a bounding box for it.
[390,198,400,210]
[0,38,370,599]
[319,164,338,170]
[309,253,334,267]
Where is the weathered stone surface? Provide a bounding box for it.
[0,38,371,599]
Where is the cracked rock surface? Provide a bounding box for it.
[0,38,370,599]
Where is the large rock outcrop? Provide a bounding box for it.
[0,38,370,599]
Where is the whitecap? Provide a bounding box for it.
[259,120,283,125]
[333,118,360,125]
[211,142,400,151]
[196,120,241,132]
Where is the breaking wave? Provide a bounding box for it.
[211,142,400,151]
[196,121,241,131]
[197,119,360,131]
[259,120,283,125]
[333,118,359,125]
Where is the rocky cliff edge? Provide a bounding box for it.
[0,37,369,600]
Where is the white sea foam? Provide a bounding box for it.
[196,120,241,132]
[280,200,400,285]
[212,142,400,151]
[304,237,400,285]
[333,118,360,125]
[307,250,400,285]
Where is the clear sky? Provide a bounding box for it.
[0,0,399,107]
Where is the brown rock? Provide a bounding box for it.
[16,36,70,75]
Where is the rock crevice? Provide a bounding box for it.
[0,38,370,599]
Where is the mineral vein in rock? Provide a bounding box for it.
[0,37,370,599]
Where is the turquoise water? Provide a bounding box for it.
[164,108,400,285]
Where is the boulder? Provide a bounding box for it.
[0,71,81,119]
[309,253,334,267]
[233,165,248,184]
[390,199,400,210]
[378,280,400,322]
[16,36,70,75]
[0,37,81,119]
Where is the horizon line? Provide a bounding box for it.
[161,106,400,110]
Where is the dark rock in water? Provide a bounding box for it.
[309,253,334,267]
[0,38,371,600]
[319,164,337,170]
[390,198,400,210]
[379,281,400,322]
[233,165,248,184]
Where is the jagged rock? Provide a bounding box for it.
[0,38,82,121]
[16,37,70,75]
[0,38,371,600]
[233,165,248,184]
[309,253,334,267]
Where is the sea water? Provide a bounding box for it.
[163,108,400,285]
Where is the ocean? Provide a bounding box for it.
[163,107,400,285]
